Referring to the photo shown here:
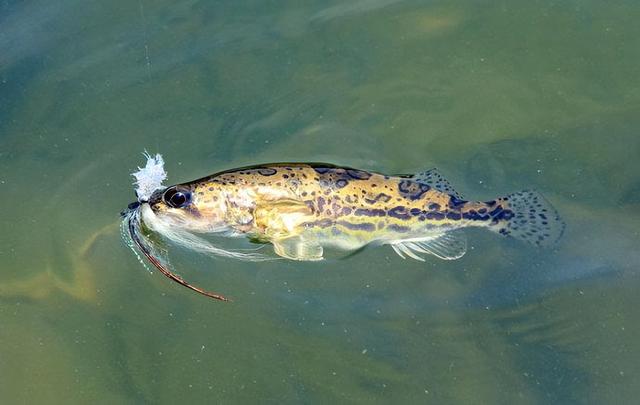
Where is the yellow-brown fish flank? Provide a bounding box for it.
[145,163,563,263]
[127,157,565,300]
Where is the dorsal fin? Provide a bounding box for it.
[411,168,464,199]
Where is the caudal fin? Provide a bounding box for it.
[489,190,565,246]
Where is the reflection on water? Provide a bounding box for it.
[1,0,639,403]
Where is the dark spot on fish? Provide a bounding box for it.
[364,193,392,204]
[425,211,445,220]
[398,180,431,200]
[208,187,214,191]
[462,210,490,221]
[346,169,371,180]
[283,174,289,179]
[341,207,352,215]
[337,221,375,231]
[304,200,315,212]
[428,203,440,210]
[501,210,514,220]
[303,218,334,228]
[317,197,326,212]
[387,224,411,233]
[302,191,308,197]
[410,208,422,216]
[184,205,202,218]
[446,212,462,220]
[336,179,349,188]
[355,208,386,217]
[448,195,467,208]
[313,167,332,174]
[387,206,411,220]
[257,168,277,176]
[345,195,358,204]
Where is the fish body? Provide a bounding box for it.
[140,163,564,262]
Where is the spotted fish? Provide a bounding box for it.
[129,162,564,263]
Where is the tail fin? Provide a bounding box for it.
[489,190,565,246]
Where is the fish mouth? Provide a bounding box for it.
[121,187,163,217]
[121,204,230,301]
[125,188,165,211]
[121,201,141,217]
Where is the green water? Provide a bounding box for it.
[1,0,639,403]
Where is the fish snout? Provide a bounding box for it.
[121,201,141,217]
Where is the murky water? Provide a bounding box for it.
[1,0,639,403]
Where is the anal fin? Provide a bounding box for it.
[412,168,464,199]
[273,236,324,261]
[389,232,467,261]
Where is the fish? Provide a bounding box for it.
[122,154,564,301]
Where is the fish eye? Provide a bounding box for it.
[163,187,191,208]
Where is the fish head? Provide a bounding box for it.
[144,182,228,233]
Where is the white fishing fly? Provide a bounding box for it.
[132,152,167,201]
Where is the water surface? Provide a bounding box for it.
[1,0,639,403]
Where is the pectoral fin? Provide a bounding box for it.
[254,199,314,239]
[272,236,324,261]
